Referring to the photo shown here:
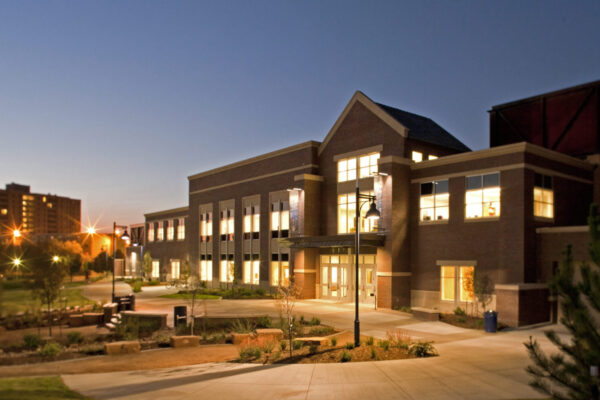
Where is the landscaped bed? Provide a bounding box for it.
[0,376,91,399]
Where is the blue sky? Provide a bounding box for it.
[1,1,599,230]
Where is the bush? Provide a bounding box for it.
[79,344,104,355]
[308,326,335,336]
[262,339,275,354]
[371,347,377,359]
[330,337,337,347]
[309,344,319,354]
[366,336,374,346]
[67,331,84,345]
[23,334,43,350]
[454,307,466,316]
[231,318,256,333]
[409,341,437,357]
[280,340,287,351]
[309,317,321,326]
[457,317,466,323]
[153,333,171,347]
[293,340,302,350]
[340,351,352,362]
[299,315,306,325]
[255,316,272,329]
[378,340,390,351]
[386,329,411,348]
[39,342,62,358]
[239,345,262,361]
[132,281,143,293]
[345,342,355,350]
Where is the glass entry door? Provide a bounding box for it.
[358,255,376,304]
[320,255,350,301]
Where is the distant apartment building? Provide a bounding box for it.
[142,80,600,327]
[0,183,81,236]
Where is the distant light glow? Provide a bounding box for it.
[12,258,21,266]
[52,255,60,262]
[87,227,96,235]
[13,229,21,238]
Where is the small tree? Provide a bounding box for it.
[186,275,204,335]
[525,204,600,400]
[142,252,153,281]
[473,271,494,315]
[277,280,301,358]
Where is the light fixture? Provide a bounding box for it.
[13,229,21,238]
[120,230,130,242]
[286,187,303,192]
[366,201,381,220]
[52,255,60,263]
[12,258,21,266]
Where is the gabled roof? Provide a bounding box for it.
[375,103,471,152]
[319,91,470,154]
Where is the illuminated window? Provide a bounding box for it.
[177,218,185,240]
[338,152,380,182]
[1,209,7,215]
[157,222,164,241]
[270,261,279,286]
[441,266,474,302]
[271,201,289,238]
[170,260,180,280]
[200,212,212,242]
[534,173,553,218]
[270,254,289,286]
[412,151,423,163]
[338,191,377,233]
[244,206,260,240]
[148,223,155,242]
[220,258,234,282]
[428,154,438,160]
[420,180,449,221]
[200,256,212,281]
[465,173,500,219]
[167,220,174,241]
[243,257,260,285]
[220,209,234,241]
[151,260,160,279]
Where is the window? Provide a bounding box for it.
[338,191,377,233]
[534,173,553,218]
[167,220,174,241]
[420,180,449,221]
[337,152,380,182]
[148,224,155,242]
[465,173,500,219]
[428,154,438,160]
[244,206,260,240]
[151,260,160,279]
[157,221,164,241]
[220,259,234,282]
[0,208,7,215]
[170,260,180,280]
[200,212,212,242]
[200,256,212,281]
[271,202,289,238]
[220,209,234,241]
[177,218,185,240]
[243,257,260,285]
[441,266,474,302]
[412,151,423,163]
[270,255,289,286]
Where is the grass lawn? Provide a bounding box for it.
[160,293,221,300]
[1,284,96,315]
[0,376,92,400]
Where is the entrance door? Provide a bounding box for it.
[320,255,350,301]
[358,255,376,304]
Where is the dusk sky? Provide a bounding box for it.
[1,1,598,231]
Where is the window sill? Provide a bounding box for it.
[419,219,449,225]
[464,217,500,223]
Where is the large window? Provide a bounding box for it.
[441,266,474,302]
[338,191,377,233]
[270,253,289,286]
[244,206,260,240]
[220,209,234,241]
[337,152,380,182]
[200,212,212,242]
[219,258,234,282]
[157,221,164,241]
[200,256,212,282]
[465,173,500,219]
[167,220,174,241]
[420,180,449,221]
[151,260,160,279]
[534,173,554,218]
[177,218,185,240]
[147,223,155,242]
[243,255,260,285]
[170,260,180,280]
[271,201,289,238]
[412,151,423,163]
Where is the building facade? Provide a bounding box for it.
[0,183,81,237]
[143,83,599,327]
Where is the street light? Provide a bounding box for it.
[354,179,381,348]
[52,255,60,263]
[12,229,21,238]
[112,222,130,302]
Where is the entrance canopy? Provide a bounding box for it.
[281,233,385,248]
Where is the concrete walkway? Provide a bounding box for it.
[63,327,552,399]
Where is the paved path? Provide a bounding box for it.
[64,327,554,400]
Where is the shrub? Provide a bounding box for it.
[280,340,287,351]
[457,317,466,323]
[454,307,466,316]
[231,318,255,334]
[378,340,390,351]
[262,339,275,354]
[79,344,104,355]
[271,350,281,361]
[366,336,374,346]
[23,334,43,350]
[340,351,352,362]
[371,347,377,359]
[409,341,437,357]
[153,333,171,347]
[293,340,302,350]
[299,315,306,325]
[67,331,84,345]
[308,326,335,336]
[345,342,355,350]
[399,306,412,313]
[132,281,143,293]
[39,342,62,358]
[387,329,411,348]
[239,345,262,361]
[309,317,321,326]
[309,344,319,354]
[330,337,337,347]
[255,316,272,329]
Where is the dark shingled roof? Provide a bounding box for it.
[375,103,471,152]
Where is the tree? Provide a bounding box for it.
[473,271,494,315]
[91,251,112,273]
[525,204,600,400]
[186,276,204,335]
[51,239,84,282]
[142,252,153,281]
[277,280,301,358]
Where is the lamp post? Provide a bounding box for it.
[354,179,381,347]
[112,222,130,302]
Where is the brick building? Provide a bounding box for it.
[143,81,599,327]
[0,183,81,237]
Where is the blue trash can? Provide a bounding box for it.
[484,310,497,333]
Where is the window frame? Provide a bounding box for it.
[464,172,501,220]
[419,180,449,223]
[337,152,380,182]
[534,173,554,220]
